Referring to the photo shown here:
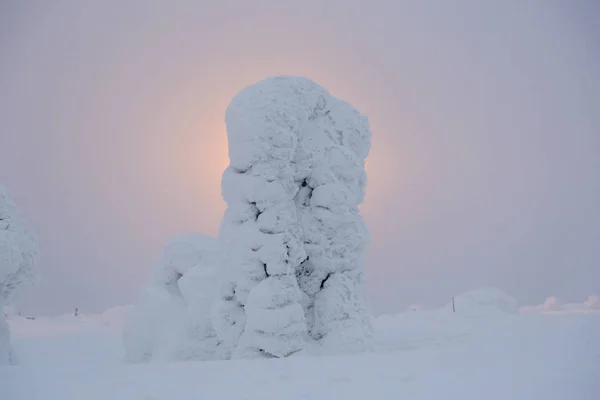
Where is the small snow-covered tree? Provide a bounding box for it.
[0,186,39,365]
[215,76,373,357]
[123,233,220,362]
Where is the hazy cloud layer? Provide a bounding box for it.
[1,1,598,315]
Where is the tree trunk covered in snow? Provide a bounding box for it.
[216,76,373,357]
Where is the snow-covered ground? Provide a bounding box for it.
[2,298,599,400]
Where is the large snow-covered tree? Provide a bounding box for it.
[124,76,374,362]
[214,76,373,357]
[0,185,39,365]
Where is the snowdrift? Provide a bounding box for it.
[442,287,519,318]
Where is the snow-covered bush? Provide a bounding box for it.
[123,233,220,362]
[0,186,39,365]
[445,287,519,317]
[215,76,373,357]
[543,296,561,311]
[584,295,599,310]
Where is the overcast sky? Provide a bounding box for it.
[1,0,598,316]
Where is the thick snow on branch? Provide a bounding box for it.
[216,76,373,357]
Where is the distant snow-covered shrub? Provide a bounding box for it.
[584,295,599,310]
[543,296,561,311]
[446,287,519,317]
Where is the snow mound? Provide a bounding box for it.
[444,287,519,317]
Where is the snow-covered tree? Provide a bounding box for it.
[125,76,374,361]
[0,186,39,303]
[123,233,220,362]
[215,76,373,357]
[0,186,39,365]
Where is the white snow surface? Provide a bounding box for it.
[2,297,599,400]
